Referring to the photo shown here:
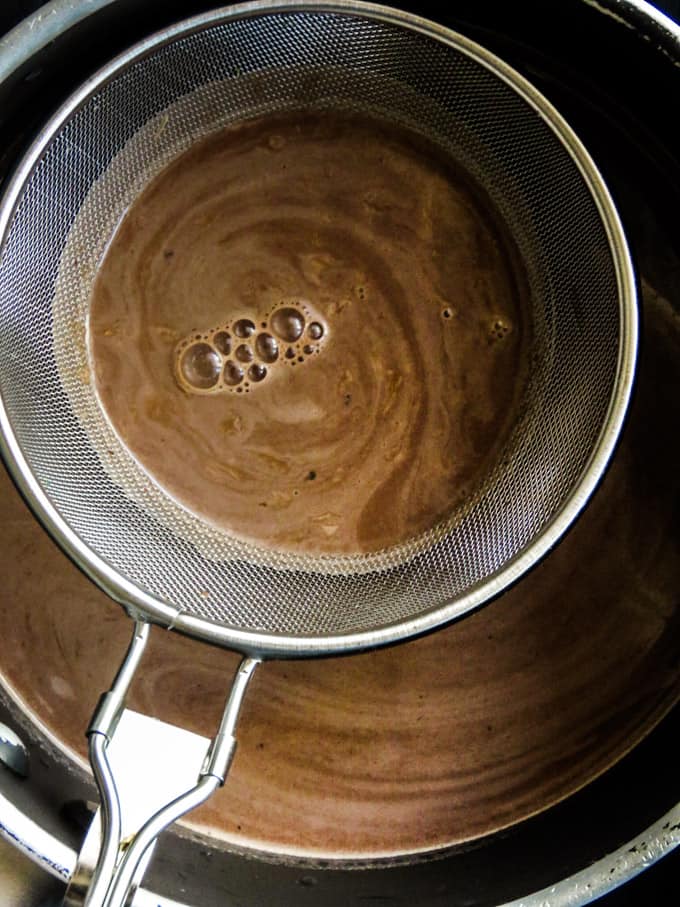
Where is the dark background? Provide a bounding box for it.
[0,2,678,905]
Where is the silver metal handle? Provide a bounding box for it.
[77,620,259,907]
[84,621,150,907]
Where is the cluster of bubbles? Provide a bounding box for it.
[440,306,513,344]
[174,304,327,395]
[489,318,512,342]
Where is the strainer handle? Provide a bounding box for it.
[81,621,150,907]
[80,620,259,907]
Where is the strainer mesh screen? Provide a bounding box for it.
[0,11,620,641]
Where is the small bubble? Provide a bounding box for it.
[308,322,324,340]
[271,306,305,342]
[235,344,254,363]
[213,331,231,355]
[248,363,267,382]
[285,347,296,359]
[233,319,256,338]
[179,343,221,389]
[298,356,304,363]
[255,332,278,363]
[442,308,453,320]
[223,360,244,386]
[303,344,314,355]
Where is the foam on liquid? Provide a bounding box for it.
[176,304,328,396]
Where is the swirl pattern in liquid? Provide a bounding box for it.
[89,111,530,555]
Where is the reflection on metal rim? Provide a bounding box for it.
[0,0,678,87]
[2,783,679,906]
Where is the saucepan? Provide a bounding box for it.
[0,1,678,905]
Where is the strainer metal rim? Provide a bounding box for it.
[0,0,638,659]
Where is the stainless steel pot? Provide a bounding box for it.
[0,1,679,904]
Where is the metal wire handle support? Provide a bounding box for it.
[84,621,150,907]
[81,620,259,907]
[103,655,260,907]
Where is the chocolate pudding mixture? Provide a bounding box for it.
[89,111,529,555]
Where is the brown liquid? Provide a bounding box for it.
[89,111,529,555]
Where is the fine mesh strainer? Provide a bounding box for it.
[0,2,636,905]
